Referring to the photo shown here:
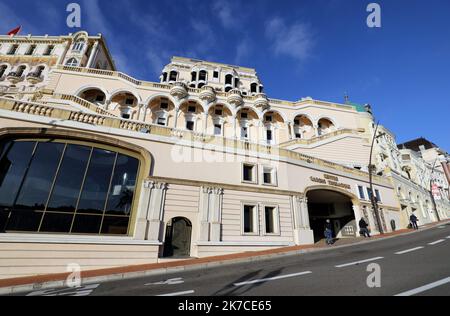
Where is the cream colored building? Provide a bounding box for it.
[0,31,447,280]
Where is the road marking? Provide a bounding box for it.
[395,247,424,255]
[395,277,450,296]
[157,290,195,297]
[428,239,445,246]
[335,257,384,268]
[145,277,184,286]
[26,284,100,296]
[233,271,312,286]
[446,236,450,239]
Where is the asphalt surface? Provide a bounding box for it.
[12,223,450,296]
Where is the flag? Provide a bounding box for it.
[7,26,21,37]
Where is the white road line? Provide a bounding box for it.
[395,247,424,255]
[157,290,195,297]
[428,239,445,246]
[335,257,384,268]
[233,271,312,286]
[395,277,450,296]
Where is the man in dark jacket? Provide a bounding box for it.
[324,219,334,245]
[410,213,419,230]
[359,218,371,238]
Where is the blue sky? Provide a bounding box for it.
[1,0,449,151]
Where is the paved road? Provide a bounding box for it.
[15,223,450,296]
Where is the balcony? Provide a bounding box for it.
[26,72,44,84]
[227,89,243,108]
[199,85,216,103]
[169,81,188,100]
[254,93,269,111]
[6,72,23,84]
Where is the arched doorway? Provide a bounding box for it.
[163,217,192,258]
[306,189,357,242]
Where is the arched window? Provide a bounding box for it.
[16,65,26,77]
[199,70,207,82]
[34,66,45,77]
[0,138,141,235]
[0,65,7,78]
[169,71,178,82]
[250,83,258,94]
[191,71,197,82]
[66,58,79,67]
[225,74,233,85]
[72,40,85,52]
[162,72,168,82]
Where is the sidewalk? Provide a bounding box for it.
[1,220,449,295]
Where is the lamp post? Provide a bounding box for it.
[429,158,441,222]
[368,121,385,234]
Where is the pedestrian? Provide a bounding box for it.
[324,219,334,245]
[359,218,371,238]
[410,213,419,230]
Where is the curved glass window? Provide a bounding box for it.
[0,139,141,236]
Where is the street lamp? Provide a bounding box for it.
[368,121,385,235]
[429,158,442,222]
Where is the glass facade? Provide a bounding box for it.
[0,139,140,236]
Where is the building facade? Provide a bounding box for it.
[0,31,448,279]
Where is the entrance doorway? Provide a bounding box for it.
[163,217,192,258]
[307,189,356,243]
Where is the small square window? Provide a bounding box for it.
[294,119,300,126]
[125,98,134,105]
[295,133,302,139]
[265,116,272,122]
[243,164,256,182]
[240,112,248,119]
[160,102,169,109]
[121,113,130,119]
[241,126,248,139]
[186,121,194,131]
[213,71,219,78]
[95,95,105,102]
[266,130,273,142]
[188,105,196,113]
[263,167,276,185]
[215,109,223,116]
[375,189,382,202]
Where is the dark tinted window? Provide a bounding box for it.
[76,149,116,215]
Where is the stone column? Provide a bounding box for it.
[233,116,237,138]
[292,196,314,245]
[135,180,168,241]
[199,186,211,242]
[87,41,99,68]
[173,105,180,129]
[288,121,295,140]
[203,112,209,134]
[352,204,362,237]
[209,187,224,242]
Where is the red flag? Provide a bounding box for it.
[7,26,21,37]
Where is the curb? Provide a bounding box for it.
[1,220,449,295]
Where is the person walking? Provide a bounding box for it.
[410,213,419,230]
[324,219,334,245]
[359,218,371,238]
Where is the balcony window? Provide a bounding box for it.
[162,72,168,82]
[241,126,248,139]
[251,83,258,94]
[16,66,26,77]
[8,45,18,55]
[169,71,178,82]
[157,117,166,126]
[225,74,233,85]
[358,186,366,200]
[191,72,197,82]
[199,70,207,81]
[0,66,7,78]
[72,40,85,52]
[25,45,36,56]
[266,130,273,143]
[43,45,54,56]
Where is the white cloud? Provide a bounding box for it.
[266,17,315,62]
[234,38,251,65]
[213,0,239,29]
